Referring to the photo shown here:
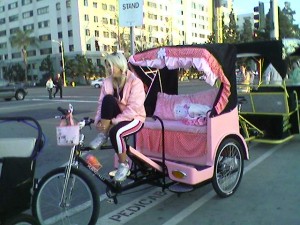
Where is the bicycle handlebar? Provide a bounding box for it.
[57,106,70,116]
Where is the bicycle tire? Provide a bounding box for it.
[212,138,244,198]
[32,167,100,225]
[3,213,39,225]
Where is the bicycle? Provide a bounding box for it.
[32,104,167,225]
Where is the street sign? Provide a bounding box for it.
[119,0,144,27]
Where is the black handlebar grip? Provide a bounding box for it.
[57,107,69,115]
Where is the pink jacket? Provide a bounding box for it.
[94,70,146,125]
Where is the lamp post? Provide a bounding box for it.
[52,39,67,87]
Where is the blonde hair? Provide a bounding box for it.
[105,52,128,75]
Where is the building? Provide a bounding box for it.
[0,0,215,82]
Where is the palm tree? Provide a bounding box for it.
[9,29,39,82]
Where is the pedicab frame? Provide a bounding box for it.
[128,44,249,196]
[234,39,300,144]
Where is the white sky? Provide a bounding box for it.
[233,0,300,25]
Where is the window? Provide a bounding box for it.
[69,45,74,51]
[93,2,97,8]
[111,32,117,39]
[85,29,90,36]
[23,24,33,31]
[109,5,115,11]
[110,19,116,25]
[27,50,36,57]
[9,15,19,22]
[37,6,49,15]
[66,0,71,8]
[67,15,72,22]
[22,0,32,5]
[95,30,99,37]
[56,3,60,10]
[0,42,7,49]
[40,48,52,55]
[102,3,107,10]
[8,2,18,10]
[84,0,88,6]
[102,18,108,24]
[94,16,98,22]
[12,52,21,59]
[84,14,89,21]
[97,59,101,65]
[103,31,109,38]
[58,32,63,38]
[95,40,99,51]
[0,18,5,25]
[86,44,91,51]
[38,21,49,28]
[57,17,62,24]
[23,10,33,19]
[0,6,4,13]
[39,34,51,41]
[68,30,73,37]
[10,27,19,35]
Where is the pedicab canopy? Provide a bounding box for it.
[128,44,237,117]
[234,39,300,79]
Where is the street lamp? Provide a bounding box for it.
[52,39,67,87]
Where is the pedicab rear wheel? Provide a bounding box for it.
[212,138,244,198]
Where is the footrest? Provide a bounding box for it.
[168,183,194,193]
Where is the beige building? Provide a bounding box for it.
[0,0,215,81]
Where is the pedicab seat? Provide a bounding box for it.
[0,138,37,215]
[136,88,218,166]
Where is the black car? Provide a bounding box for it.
[0,79,28,101]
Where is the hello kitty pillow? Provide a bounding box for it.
[173,103,211,126]
[153,88,218,120]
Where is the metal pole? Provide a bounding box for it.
[130,26,135,55]
[60,41,67,87]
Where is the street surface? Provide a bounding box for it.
[0,81,299,225]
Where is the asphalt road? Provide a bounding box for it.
[0,81,299,225]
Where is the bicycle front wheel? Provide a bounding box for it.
[32,167,100,225]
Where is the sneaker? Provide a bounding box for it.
[89,133,108,150]
[114,162,130,182]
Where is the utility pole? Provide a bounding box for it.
[270,0,279,40]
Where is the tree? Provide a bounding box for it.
[205,32,216,44]
[222,9,239,43]
[4,64,25,82]
[39,55,54,77]
[240,17,253,42]
[9,29,39,82]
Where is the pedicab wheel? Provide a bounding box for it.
[3,213,39,225]
[32,167,100,225]
[212,138,244,198]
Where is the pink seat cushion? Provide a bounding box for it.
[153,88,218,120]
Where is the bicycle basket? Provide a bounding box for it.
[56,125,80,146]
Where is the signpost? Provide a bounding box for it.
[119,0,144,55]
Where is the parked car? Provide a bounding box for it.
[91,78,105,88]
[0,79,28,101]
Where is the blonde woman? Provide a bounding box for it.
[89,52,146,182]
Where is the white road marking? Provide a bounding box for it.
[30,98,97,103]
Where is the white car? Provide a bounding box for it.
[91,78,104,88]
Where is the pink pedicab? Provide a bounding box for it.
[127,44,249,196]
[32,44,250,225]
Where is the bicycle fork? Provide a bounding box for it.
[59,145,77,208]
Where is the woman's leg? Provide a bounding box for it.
[109,119,144,181]
[89,95,121,149]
